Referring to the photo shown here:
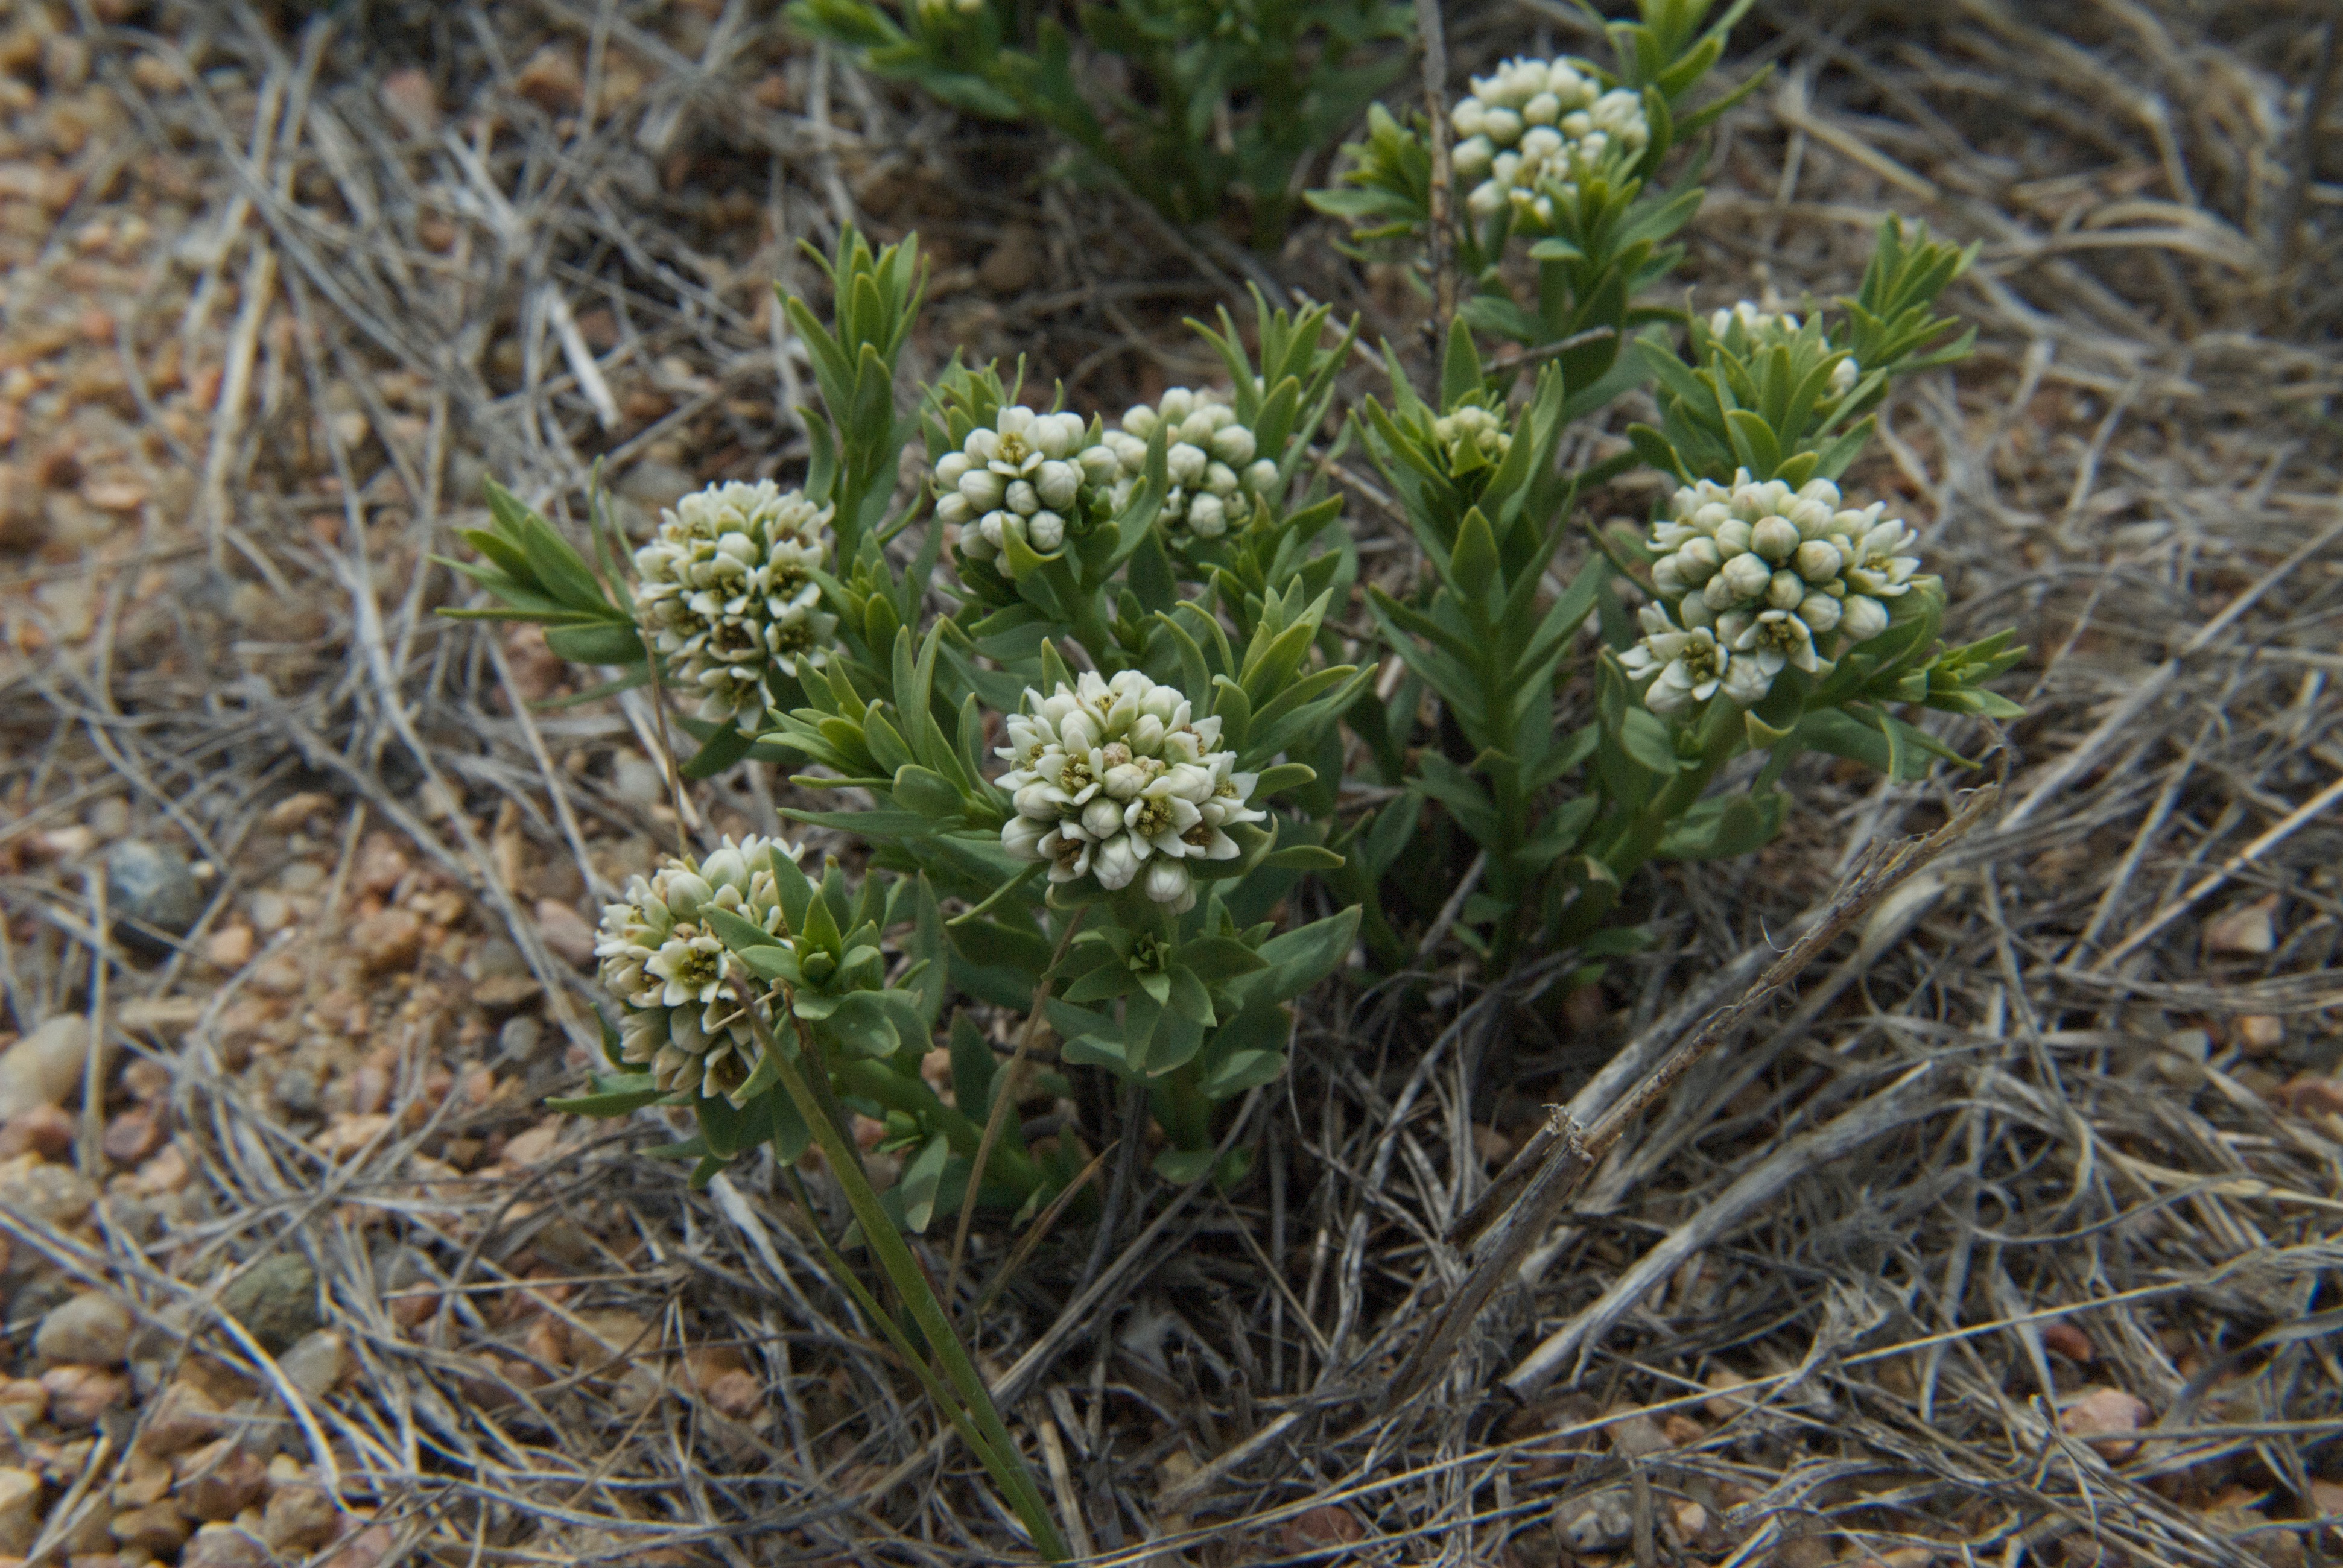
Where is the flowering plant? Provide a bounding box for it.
[442,5,2028,1549]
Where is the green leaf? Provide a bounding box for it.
[948,1010,999,1119]
[898,1134,951,1233]
[543,622,647,665]
[1261,844,1344,870]
[1153,1148,1218,1185]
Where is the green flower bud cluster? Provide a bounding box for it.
[1708,301,1858,396]
[933,405,1122,572]
[1451,56,1649,229]
[1628,469,1931,714]
[1105,387,1282,543]
[632,483,839,726]
[594,835,799,1103]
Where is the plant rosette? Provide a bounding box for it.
[632,482,841,728]
[1625,467,1934,716]
[1451,55,1651,229]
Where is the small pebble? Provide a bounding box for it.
[112,1499,195,1555]
[0,1014,100,1118]
[534,900,596,966]
[0,1104,77,1160]
[1558,1485,1635,1552]
[206,924,256,968]
[2059,1386,2150,1461]
[273,1066,323,1119]
[0,1151,97,1226]
[277,1330,350,1402]
[220,1256,322,1354]
[0,1465,39,1554]
[108,841,205,952]
[41,1363,129,1426]
[103,1108,165,1164]
[1278,1504,1363,1558]
[351,907,424,973]
[496,1016,545,1064]
[35,1291,133,1364]
[174,1440,267,1520]
[977,223,1042,295]
[135,1382,223,1456]
[183,1522,271,1568]
[260,1478,338,1552]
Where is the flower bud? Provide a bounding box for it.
[936,492,974,527]
[1751,515,1801,563]
[1796,592,1842,632]
[1081,798,1122,839]
[1005,479,1039,516]
[936,452,971,487]
[1840,595,1889,641]
[1673,537,1721,583]
[1717,552,1774,602]
[1210,424,1256,465]
[1793,540,1843,582]
[1032,414,1079,460]
[1027,511,1065,551]
[1244,458,1279,495]
[1122,405,1158,438]
[1092,835,1140,890]
[1143,857,1194,911]
[1036,460,1081,511]
[1203,461,1239,496]
[1483,106,1523,143]
[958,469,1004,509]
[1523,91,1561,125]
[1767,569,1806,609]
[1079,444,1120,485]
[1650,555,1686,598]
[1453,135,1495,182]
[1187,493,1227,538]
[1168,443,1209,486]
[1158,388,1194,423]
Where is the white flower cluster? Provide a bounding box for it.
[1626,469,1927,715]
[1431,403,1511,472]
[1451,57,1649,228]
[594,836,800,1102]
[995,672,1264,915]
[935,405,1120,569]
[1707,302,1859,397]
[633,482,838,726]
[1104,387,1282,543]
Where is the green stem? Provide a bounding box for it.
[1150,1062,1214,1154]
[1597,697,1749,884]
[735,981,1069,1562]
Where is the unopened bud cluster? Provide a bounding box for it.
[1629,469,1929,713]
[633,482,838,727]
[1451,57,1649,229]
[1708,302,1859,397]
[1105,387,1282,543]
[935,405,1121,571]
[1431,403,1512,473]
[994,671,1265,915]
[594,836,799,1102]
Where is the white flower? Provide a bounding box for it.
[1430,403,1511,472]
[632,481,837,732]
[934,405,1118,577]
[1622,603,1733,716]
[1111,385,1283,545]
[1448,57,1647,232]
[992,671,1260,906]
[1641,467,1933,683]
[594,835,803,1102]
